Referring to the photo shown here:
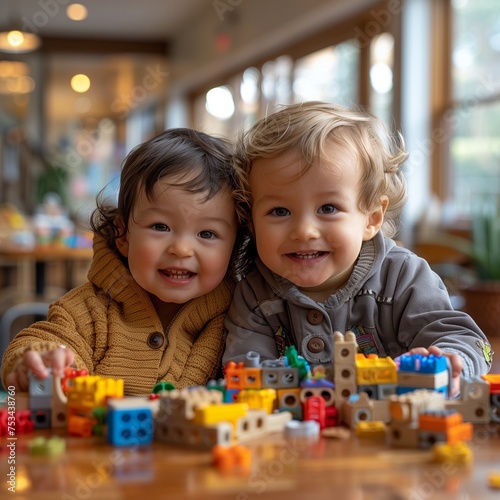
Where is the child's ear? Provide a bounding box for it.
[114,217,129,257]
[363,196,388,241]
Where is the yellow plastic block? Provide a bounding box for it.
[237,389,276,414]
[355,354,397,385]
[67,375,124,410]
[488,472,500,489]
[193,402,249,426]
[355,421,387,439]
[433,441,472,465]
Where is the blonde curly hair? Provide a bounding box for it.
[234,101,409,274]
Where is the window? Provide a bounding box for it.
[192,7,398,139]
[442,0,500,218]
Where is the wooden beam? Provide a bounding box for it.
[39,37,168,55]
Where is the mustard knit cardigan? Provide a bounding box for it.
[1,237,234,395]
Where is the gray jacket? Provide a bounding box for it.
[223,232,491,378]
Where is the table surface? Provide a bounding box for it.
[1,423,499,500]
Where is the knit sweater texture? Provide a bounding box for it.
[1,236,234,395]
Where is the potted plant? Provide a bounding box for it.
[457,195,500,338]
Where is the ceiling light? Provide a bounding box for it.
[66,4,88,21]
[71,74,91,93]
[0,29,41,53]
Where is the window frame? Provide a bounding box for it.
[188,2,403,134]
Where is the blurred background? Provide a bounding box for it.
[0,0,499,337]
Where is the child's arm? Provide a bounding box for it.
[389,252,492,378]
[4,345,75,391]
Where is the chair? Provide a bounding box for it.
[0,302,50,390]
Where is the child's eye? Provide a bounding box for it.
[199,230,216,239]
[271,207,290,217]
[153,223,169,232]
[319,204,337,214]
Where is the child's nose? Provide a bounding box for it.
[290,217,320,241]
[167,238,194,257]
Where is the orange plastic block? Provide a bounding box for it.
[225,362,246,390]
[446,423,473,444]
[67,415,95,438]
[482,374,500,393]
[242,368,262,389]
[419,411,463,432]
[212,444,252,474]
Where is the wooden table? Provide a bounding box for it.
[2,422,499,499]
[0,245,93,307]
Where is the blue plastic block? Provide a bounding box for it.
[420,355,448,374]
[107,407,153,446]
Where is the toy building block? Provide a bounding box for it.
[418,410,473,448]
[376,384,397,400]
[68,414,95,437]
[355,421,386,439]
[300,377,336,406]
[397,371,450,396]
[325,405,339,427]
[321,426,351,440]
[444,378,491,423]
[152,381,175,394]
[303,395,326,429]
[356,353,397,385]
[241,368,262,389]
[67,375,124,412]
[370,400,391,423]
[237,388,276,414]
[224,389,240,403]
[235,409,269,442]
[482,373,500,392]
[342,392,373,428]
[261,366,299,390]
[433,441,472,466]
[1,409,34,436]
[212,444,252,475]
[284,345,310,380]
[488,472,500,489]
[61,367,89,393]
[388,421,420,448]
[277,387,301,411]
[31,409,51,429]
[388,389,445,425]
[194,402,249,427]
[265,411,293,433]
[399,353,449,374]
[29,371,52,410]
[158,387,222,420]
[106,398,154,446]
[284,420,320,439]
[155,418,233,449]
[244,351,261,367]
[225,362,246,390]
[51,375,68,428]
[333,331,358,401]
[28,436,66,456]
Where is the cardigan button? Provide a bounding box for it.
[147,331,165,349]
[306,309,323,325]
[307,337,325,353]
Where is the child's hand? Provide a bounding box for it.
[405,346,463,397]
[5,345,75,392]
